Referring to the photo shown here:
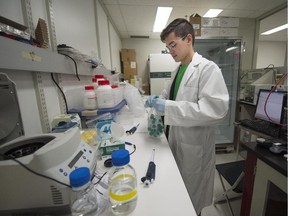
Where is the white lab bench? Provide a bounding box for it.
[97,113,197,216]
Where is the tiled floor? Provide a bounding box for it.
[201,151,245,216]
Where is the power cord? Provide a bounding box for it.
[93,171,107,185]
[51,73,68,114]
[264,72,287,126]
[124,141,137,155]
[129,143,137,155]
[0,153,72,188]
[58,53,80,81]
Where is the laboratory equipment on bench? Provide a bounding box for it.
[69,167,98,215]
[0,128,97,215]
[126,123,140,135]
[108,149,138,215]
[141,149,156,186]
[0,73,97,215]
[149,53,180,95]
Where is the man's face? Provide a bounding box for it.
[164,32,190,63]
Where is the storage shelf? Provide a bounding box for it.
[0,36,97,76]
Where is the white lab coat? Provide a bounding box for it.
[161,52,229,215]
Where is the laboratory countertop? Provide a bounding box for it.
[97,112,197,216]
[242,142,287,176]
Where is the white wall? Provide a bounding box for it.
[52,0,98,57]
[0,0,23,24]
[96,0,112,69]
[238,18,256,70]
[109,21,122,73]
[256,41,286,68]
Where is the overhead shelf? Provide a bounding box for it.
[0,36,96,76]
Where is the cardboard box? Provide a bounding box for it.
[142,84,150,95]
[220,18,239,28]
[121,49,136,61]
[201,18,220,27]
[219,28,238,36]
[189,13,201,36]
[122,61,137,80]
[201,27,220,37]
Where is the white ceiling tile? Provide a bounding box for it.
[259,30,287,41]
[103,0,119,5]
[120,5,157,31]
[259,8,287,32]
[102,0,287,41]
[228,0,286,10]
[220,9,260,18]
[106,5,127,31]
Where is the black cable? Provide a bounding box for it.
[92,171,108,195]
[96,189,104,195]
[0,153,72,188]
[58,53,80,81]
[93,171,107,185]
[124,142,137,155]
[129,144,137,156]
[51,73,68,114]
[264,64,275,70]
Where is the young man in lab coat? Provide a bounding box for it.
[146,18,229,215]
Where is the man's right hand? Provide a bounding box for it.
[145,95,157,107]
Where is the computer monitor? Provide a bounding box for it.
[255,89,287,124]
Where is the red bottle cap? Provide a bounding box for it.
[85,86,94,90]
[95,74,105,79]
[98,80,110,85]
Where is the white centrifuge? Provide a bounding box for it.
[0,73,97,215]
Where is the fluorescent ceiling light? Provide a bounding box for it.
[203,9,223,17]
[153,7,173,32]
[261,24,288,35]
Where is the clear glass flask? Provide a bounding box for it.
[69,167,98,216]
[108,149,138,215]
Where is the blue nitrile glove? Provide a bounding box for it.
[152,98,166,113]
[145,95,157,107]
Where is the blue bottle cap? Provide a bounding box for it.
[111,149,130,166]
[69,167,91,188]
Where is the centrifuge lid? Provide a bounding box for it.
[0,73,24,146]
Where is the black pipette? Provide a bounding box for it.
[141,149,156,186]
[126,123,140,135]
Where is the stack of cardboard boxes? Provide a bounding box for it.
[189,13,239,37]
[120,49,137,81]
[35,18,49,48]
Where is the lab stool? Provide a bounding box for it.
[214,160,245,216]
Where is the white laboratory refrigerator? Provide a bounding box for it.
[148,53,180,95]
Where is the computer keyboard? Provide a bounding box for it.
[240,119,281,138]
